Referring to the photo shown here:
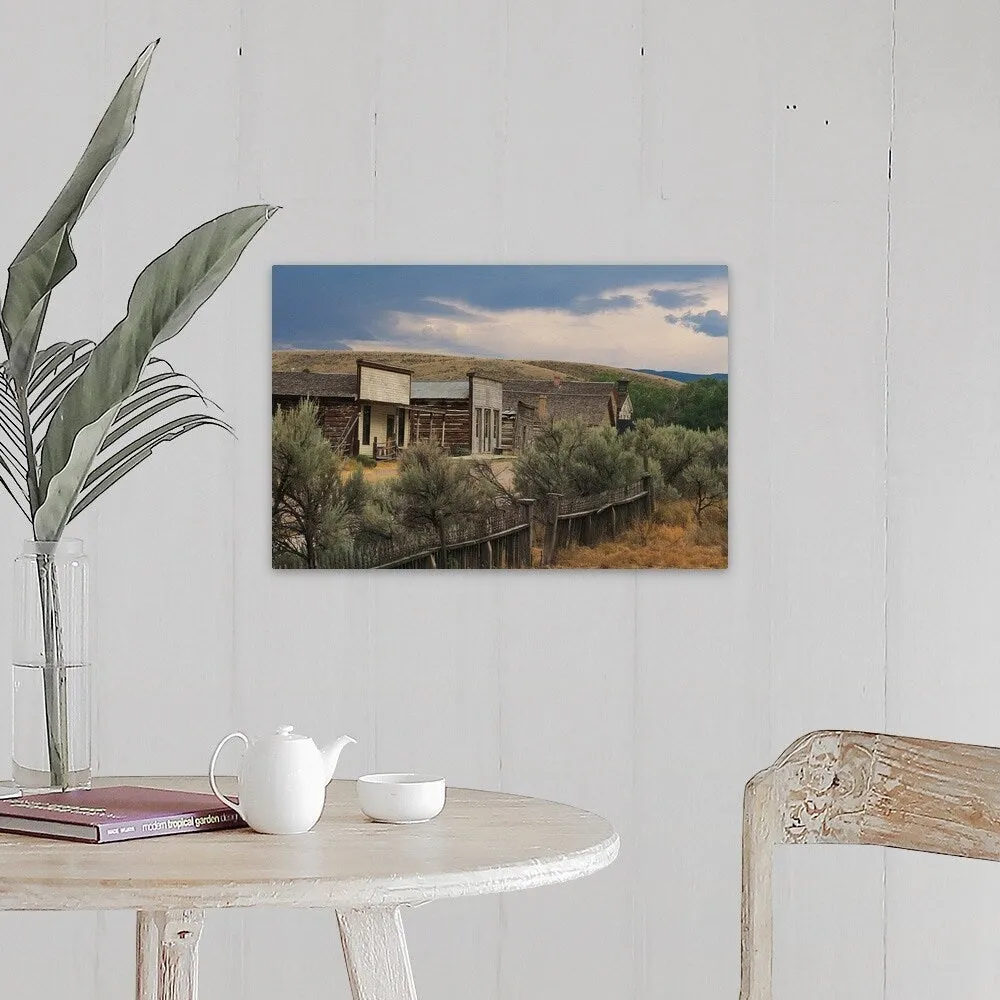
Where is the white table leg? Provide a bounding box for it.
[337,906,419,1000]
[135,909,204,1000]
[136,911,159,1000]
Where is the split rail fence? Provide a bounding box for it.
[539,475,655,566]
[323,474,654,569]
[329,501,535,569]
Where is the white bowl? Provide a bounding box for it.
[357,773,446,824]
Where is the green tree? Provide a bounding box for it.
[393,442,490,564]
[272,401,355,568]
[673,378,728,430]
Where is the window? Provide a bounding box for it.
[386,413,396,443]
[397,408,406,445]
[475,407,482,449]
[361,405,371,446]
[494,410,500,446]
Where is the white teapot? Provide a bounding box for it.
[209,725,356,834]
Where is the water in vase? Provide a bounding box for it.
[12,662,91,791]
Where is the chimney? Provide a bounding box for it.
[616,377,630,398]
[552,375,562,389]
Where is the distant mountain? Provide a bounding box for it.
[636,369,728,383]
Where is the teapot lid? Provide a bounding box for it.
[269,724,309,742]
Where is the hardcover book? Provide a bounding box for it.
[0,785,246,843]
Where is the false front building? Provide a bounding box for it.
[356,359,412,458]
[409,374,504,455]
[272,359,413,457]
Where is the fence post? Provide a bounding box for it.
[543,492,562,566]
[518,499,536,567]
[641,474,654,518]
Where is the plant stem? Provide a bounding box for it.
[36,552,69,788]
[14,385,69,788]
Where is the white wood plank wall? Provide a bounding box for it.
[0,2,991,998]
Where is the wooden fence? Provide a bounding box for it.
[540,475,654,566]
[328,500,535,569]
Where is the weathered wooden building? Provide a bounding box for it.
[272,360,413,457]
[356,359,412,458]
[272,371,359,453]
[274,366,635,458]
[409,373,504,455]
[502,377,634,436]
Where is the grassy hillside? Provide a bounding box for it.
[272,350,683,389]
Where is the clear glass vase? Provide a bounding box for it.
[12,538,91,792]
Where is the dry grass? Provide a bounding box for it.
[272,349,682,389]
[343,459,401,484]
[552,500,727,570]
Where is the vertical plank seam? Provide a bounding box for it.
[497,9,512,999]
[233,5,246,995]
[882,4,898,1000]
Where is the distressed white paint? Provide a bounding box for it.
[0,1,992,998]
[337,907,419,1000]
[0,778,617,911]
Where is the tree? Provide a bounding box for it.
[393,443,490,565]
[272,401,355,568]
[682,460,727,524]
[673,378,728,430]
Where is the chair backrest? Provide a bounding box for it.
[741,730,1000,1000]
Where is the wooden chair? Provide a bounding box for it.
[741,729,1000,1000]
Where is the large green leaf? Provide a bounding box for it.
[33,203,277,540]
[1,41,157,384]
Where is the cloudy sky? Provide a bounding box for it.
[272,265,728,374]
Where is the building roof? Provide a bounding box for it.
[502,379,621,399]
[410,380,470,400]
[272,371,357,399]
[544,395,615,426]
[501,379,620,428]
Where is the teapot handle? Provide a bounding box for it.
[209,732,249,822]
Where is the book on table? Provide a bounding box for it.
[0,785,246,843]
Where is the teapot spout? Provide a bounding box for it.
[320,734,357,783]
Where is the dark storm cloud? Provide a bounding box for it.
[669,309,728,338]
[272,264,728,348]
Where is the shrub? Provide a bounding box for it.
[514,420,642,500]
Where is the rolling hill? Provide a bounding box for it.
[273,350,685,389]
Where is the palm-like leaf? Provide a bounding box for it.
[72,413,231,522]
[33,203,276,540]
[0,379,29,517]
[2,42,156,385]
[28,339,94,440]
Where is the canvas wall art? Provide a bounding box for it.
[271,265,728,570]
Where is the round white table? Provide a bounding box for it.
[0,777,619,999]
